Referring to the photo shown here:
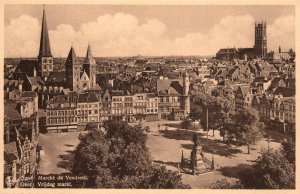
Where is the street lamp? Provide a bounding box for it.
[206,107,208,139]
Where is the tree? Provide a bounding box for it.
[73,119,189,188]
[96,75,112,90]
[73,130,110,187]
[281,139,295,165]
[180,118,194,130]
[189,108,202,129]
[199,94,235,138]
[211,178,244,189]
[138,165,190,189]
[250,149,295,189]
[228,107,264,153]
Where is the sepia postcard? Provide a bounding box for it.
[1,0,298,193]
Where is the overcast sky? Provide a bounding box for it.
[5,4,295,57]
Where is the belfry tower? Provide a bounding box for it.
[83,44,97,89]
[37,6,53,79]
[254,21,267,58]
[65,47,81,91]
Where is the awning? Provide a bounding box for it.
[47,126,57,130]
[67,126,77,129]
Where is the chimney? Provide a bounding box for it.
[18,82,22,92]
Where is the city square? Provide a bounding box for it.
[4,3,295,190]
[38,119,289,188]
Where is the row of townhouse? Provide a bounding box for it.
[44,90,159,132]
[4,92,40,188]
[255,95,295,133]
[235,84,295,133]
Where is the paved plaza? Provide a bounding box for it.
[39,120,287,188]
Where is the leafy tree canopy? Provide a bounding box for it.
[73,119,190,189]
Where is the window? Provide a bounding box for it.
[23,165,30,175]
[160,97,163,102]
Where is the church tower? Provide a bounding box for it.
[83,44,97,88]
[37,6,53,79]
[65,46,81,91]
[183,72,190,115]
[254,21,267,58]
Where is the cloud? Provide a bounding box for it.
[5,15,40,57]
[4,13,295,57]
[268,14,295,52]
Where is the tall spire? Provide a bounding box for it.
[66,46,79,65]
[85,44,96,64]
[86,44,93,59]
[39,6,52,57]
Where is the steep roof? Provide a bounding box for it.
[14,60,38,74]
[286,78,295,89]
[46,71,66,83]
[66,47,80,65]
[38,8,52,57]
[240,86,251,96]
[22,91,36,98]
[157,79,183,96]
[4,101,22,120]
[4,142,18,163]
[274,87,295,97]
[78,93,99,103]
[26,75,43,86]
[253,77,267,83]
[84,44,96,64]
[267,77,285,91]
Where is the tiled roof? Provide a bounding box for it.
[14,60,38,74]
[4,102,22,120]
[253,77,267,83]
[4,142,18,154]
[66,47,80,65]
[241,86,251,96]
[22,91,36,98]
[267,77,285,91]
[274,87,295,97]
[78,93,99,103]
[4,142,18,163]
[46,71,66,83]
[157,79,183,96]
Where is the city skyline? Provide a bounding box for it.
[5,4,295,58]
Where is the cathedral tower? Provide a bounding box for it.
[83,44,97,88]
[37,7,53,79]
[65,47,81,91]
[254,21,267,58]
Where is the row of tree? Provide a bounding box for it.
[73,120,190,188]
[190,89,265,154]
[211,139,295,189]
